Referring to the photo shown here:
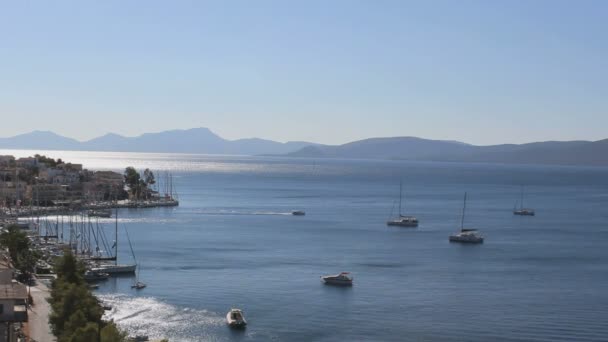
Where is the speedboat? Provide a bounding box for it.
[226,308,247,328]
[386,215,418,227]
[449,229,484,244]
[292,210,306,216]
[321,272,353,286]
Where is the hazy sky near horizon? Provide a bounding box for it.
[1,0,607,145]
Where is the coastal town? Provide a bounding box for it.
[0,154,177,342]
[1,154,178,219]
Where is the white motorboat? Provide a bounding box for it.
[226,308,247,328]
[449,193,484,244]
[131,281,146,290]
[321,272,353,286]
[386,182,418,227]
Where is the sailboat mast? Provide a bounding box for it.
[399,181,403,217]
[115,207,118,265]
[461,192,467,230]
[520,185,524,210]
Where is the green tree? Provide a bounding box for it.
[124,167,141,196]
[49,283,102,338]
[49,251,128,342]
[0,225,39,281]
[143,168,155,186]
[53,249,86,285]
[66,322,98,342]
[101,322,128,342]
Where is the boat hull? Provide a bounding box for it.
[321,278,353,286]
[513,211,535,216]
[92,264,136,274]
[226,311,247,328]
[386,221,418,227]
[449,235,484,243]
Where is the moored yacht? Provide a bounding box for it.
[321,272,353,286]
[513,185,535,216]
[449,193,484,244]
[226,308,247,328]
[386,182,418,227]
[449,229,484,243]
[91,263,136,274]
[84,270,110,281]
[387,215,418,227]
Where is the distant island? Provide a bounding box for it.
[1,128,607,166]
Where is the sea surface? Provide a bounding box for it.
[5,149,608,342]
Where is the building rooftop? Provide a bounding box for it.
[0,283,28,300]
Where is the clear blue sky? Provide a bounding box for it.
[1,0,607,145]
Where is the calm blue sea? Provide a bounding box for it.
[5,150,608,341]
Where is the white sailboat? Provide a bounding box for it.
[386,182,418,227]
[449,192,484,243]
[92,208,136,274]
[125,226,146,289]
[513,185,535,216]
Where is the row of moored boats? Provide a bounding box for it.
[386,184,535,244]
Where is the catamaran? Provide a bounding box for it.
[449,192,484,244]
[386,182,418,227]
[513,185,535,216]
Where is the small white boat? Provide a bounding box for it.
[226,308,247,328]
[292,210,306,216]
[321,272,353,286]
[131,281,146,290]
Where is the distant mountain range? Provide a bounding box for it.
[0,128,316,155]
[287,136,608,166]
[1,129,607,166]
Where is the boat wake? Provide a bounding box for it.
[99,294,225,341]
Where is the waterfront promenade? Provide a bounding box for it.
[26,279,55,342]
[1,198,179,220]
